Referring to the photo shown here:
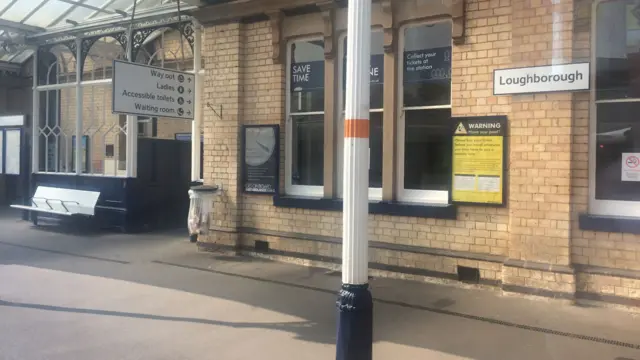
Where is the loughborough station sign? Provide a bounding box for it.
[493,63,590,95]
[112,60,195,120]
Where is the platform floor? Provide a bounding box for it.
[0,208,639,360]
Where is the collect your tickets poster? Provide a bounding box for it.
[451,116,507,205]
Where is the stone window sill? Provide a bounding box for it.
[273,196,457,219]
[579,213,640,235]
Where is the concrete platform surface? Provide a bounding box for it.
[0,209,639,360]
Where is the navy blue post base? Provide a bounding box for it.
[336,283,373,360]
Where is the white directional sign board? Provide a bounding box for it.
[112,60,195,120]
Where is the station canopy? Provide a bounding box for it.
[0,0,196,67]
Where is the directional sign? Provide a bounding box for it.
[112,60,195,120]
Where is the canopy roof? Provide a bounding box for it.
[0,0,196,66]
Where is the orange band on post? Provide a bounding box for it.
[344,119,369,138]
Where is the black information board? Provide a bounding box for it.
[242,125,280,194]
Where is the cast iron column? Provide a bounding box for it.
[336,1,373,360]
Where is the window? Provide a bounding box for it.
[71,135,89,173]
[338,31,384,200]
[286,39,325,196]
[591,0,640,216]
[397,22,453,204]
[137,116,157,138]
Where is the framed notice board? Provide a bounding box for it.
[451,116,507,206]
[242,125,280,194]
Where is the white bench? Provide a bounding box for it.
[11,186,100,217]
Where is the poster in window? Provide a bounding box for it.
[242,125,279,194]
[451,116,507,206]
[4,129,21,175]
[621,153,640,181]
[291,61,324,91]
[342,54,385,89]
[47,141,57,172]
[0,131,3,174]
[174,133,204,142]
[72,135,90,173]
[403,46,452,84]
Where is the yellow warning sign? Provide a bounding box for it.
[451,117,506,205]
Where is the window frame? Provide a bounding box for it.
[336,29,384,201]
[396,20,453,205]
[589,0,640,217]
[285,36,325,197]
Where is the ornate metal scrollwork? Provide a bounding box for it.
[82,26,127,40]
[112,32,128,52]
[131,27,157,60]
[62,40,77,59]
[168,21,195,52]
[78,37,100,75]
[129,22,194,61]
[42,35,75,46]
[180,22,195,51]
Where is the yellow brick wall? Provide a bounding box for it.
[505,0,575,266]
[504,267,575,293]
[577,273,640,300]
[229,14,514,258]
[203,23,243,246]
[197,6,516,285]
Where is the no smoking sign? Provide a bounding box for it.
[622,153,640,181]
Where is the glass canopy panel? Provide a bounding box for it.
[60,4,99,28]
[26,1,74,28]
[0,0,47,24]
[0,0,192,64]
[0,0,14,12]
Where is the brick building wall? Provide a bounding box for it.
[196,0,640,306]
[202,22,243,246]
[199,1,518,286]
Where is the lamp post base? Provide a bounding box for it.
[336,283,373,360]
